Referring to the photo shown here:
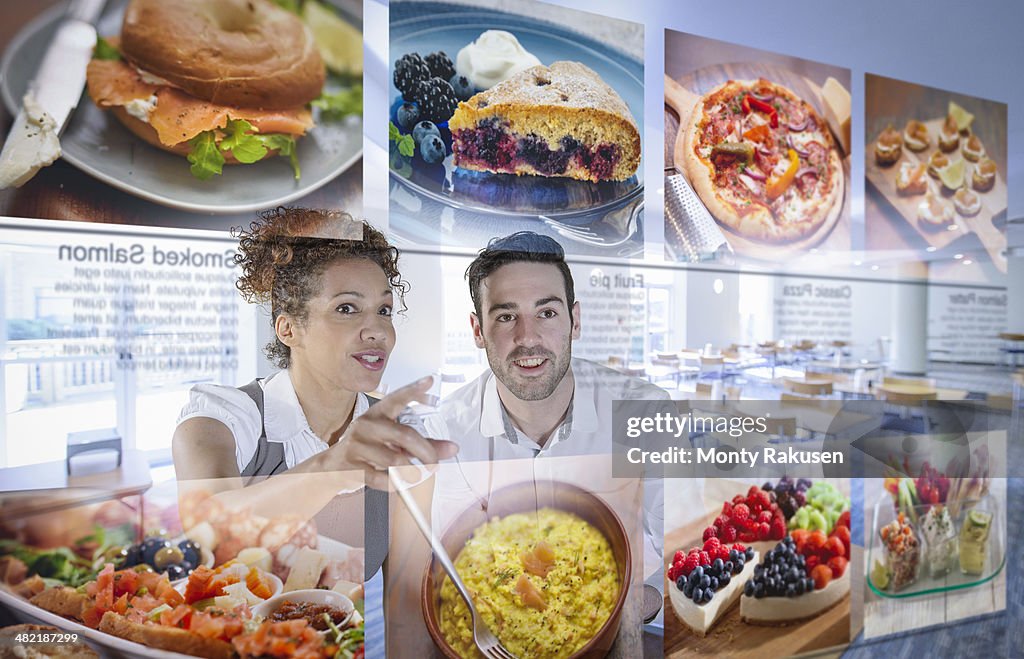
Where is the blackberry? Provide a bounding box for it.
[416,77,458,123]
[424,51,455,81]
[394,53,431,101]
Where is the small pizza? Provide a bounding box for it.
[683,78,843,244]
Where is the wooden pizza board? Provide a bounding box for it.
[663,479,851,657]
[864,121,1007,272]
[663,64,851,261]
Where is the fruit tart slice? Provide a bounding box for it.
[667,538,759,637]
[448,61,641,182]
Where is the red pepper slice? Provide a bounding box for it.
[744,94,779,128]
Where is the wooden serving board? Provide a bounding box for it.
[663,63,851,261]
[864,121,1007,271]
[663,480,851,657]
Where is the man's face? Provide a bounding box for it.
[470,261,580,401]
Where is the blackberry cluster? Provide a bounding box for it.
[416,77,459,124]
[675,547,754,605]
[742,537,814,599]
[394,51,460,123]
[393,53,431,102]
[424,51,455,81]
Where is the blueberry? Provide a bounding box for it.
[735,558,745,571]
[754,582,766,598]
[709,576,719,590]
[699,575,711,589]
[728,549,739,562]
[744,580,755,597]
[724,561,734,574]
[796,554,806,568]
[692,587,703,603]
[712,558,724,574]
[420,134,446,164]
[795,579,806,595]
[682,580,693,597]
[412,120,440,146]
[806,578,817,592]
[704,587,715,602]
[745,548,755,562]
[676,575,686,591]
[449,74,474,102]
[719,572,731,587]
[397,102,421,131]
[786,583,798,598]
[692,566,704,579]
[762,481,774,491]
[754,564,764,579]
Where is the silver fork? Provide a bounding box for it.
[541,199,643,253]
[389,468,518,659]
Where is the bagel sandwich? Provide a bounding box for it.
[85,0,326,180]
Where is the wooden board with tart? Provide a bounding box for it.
[865,103,1007,271]
[664,63,851,261]
[663,478,852,658]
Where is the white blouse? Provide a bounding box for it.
[177,370,371,473]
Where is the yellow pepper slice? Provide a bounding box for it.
[766,148,799,200]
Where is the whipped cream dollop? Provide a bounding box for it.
[456,30,541,91]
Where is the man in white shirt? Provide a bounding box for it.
[429,232,669,584]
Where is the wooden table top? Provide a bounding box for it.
[998,333,1024,342]
[834,382,970,401]
[808,360,883,373]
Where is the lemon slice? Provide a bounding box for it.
[871,559,890,590]
[939,158,965,191]
[948,101,974,133]
[304,0,363,76]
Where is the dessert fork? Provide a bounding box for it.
[389,468,518,659]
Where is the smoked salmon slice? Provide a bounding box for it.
[514,573,547,611]
[519,540,556,578]
[86,59,314,146]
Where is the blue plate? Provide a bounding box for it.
[0,0,362,215]
[389,3,643,222]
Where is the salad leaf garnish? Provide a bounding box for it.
[313,85,363,121]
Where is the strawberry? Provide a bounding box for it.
[811,564,833,590]
[805,555,820,572]
[807,530,827,551]
[732,503,751,523]
[825,537,846,559]
[703,526,719,542]
[837,511,851,529]
[827,556,848,579]
[831,525,851,556]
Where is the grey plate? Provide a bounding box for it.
[0,0,362,215]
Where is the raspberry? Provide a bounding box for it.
[749,502,763,516]
[747,485,762,499]
[703,537,721,553]
[757,511,773,525]
[770,518,786,540]
[667,564,679,581]
[717,546,731,562]
[673,550,686,565]
[698,551,711,566]
[739,530,757,543]
[732,494,746,505]
[682,553,700,575]
[732,543,747,553]
[703,526,718,542]
[757,522,771,539]
[722,501,734,517]
[731,503,750,522]
[756,490,772,509]
[688,547,700,556]
[393,53,431,101]
[414,77,459,123]
[714,515,729,529]
[720,525,738,543]
[424,51,456,81]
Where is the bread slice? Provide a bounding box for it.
[98,612,233,659]
[449,61,640,182]
[0,624,98,659]
[28,588,90,621]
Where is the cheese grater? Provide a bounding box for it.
[664,168,733,263]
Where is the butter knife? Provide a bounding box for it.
[0,0,106,189]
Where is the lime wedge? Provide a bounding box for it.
[303,0,363,76]
[871,559,890,590]
[948,101,974,133]
[968,510,991,529]
[939,158,965,191]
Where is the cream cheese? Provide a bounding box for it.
[0,93,61,189]
[124,94,158,123]
[456,30,541,91]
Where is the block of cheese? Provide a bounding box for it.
[283,547,328,592]
[821,77,851,154]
